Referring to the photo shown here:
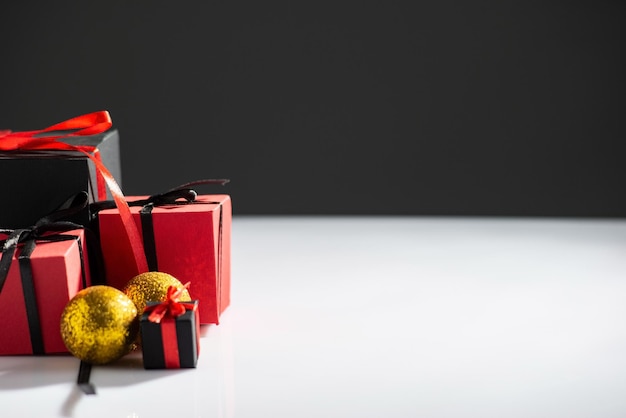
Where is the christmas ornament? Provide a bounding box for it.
[60,285,138,365]
[122,271,191,314]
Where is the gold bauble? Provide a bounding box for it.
[122,271,191,314]
[60,285,138,365]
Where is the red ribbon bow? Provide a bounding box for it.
[0,111,148,274]
[145,282,194,323]
[0,111,112,199]
[0,111,113,150]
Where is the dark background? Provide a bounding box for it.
[1,1,625,216]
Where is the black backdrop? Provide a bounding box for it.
[1,1,625,216]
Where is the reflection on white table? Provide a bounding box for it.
[2,216,626,418]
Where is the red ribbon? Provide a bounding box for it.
[0,112,110,199]
[0,111,149,274]
[0,111,113,149]
[144,282,194,323]
[160,318,180,368]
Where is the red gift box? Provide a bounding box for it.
[0,229,91,355]
[98,194,231,324]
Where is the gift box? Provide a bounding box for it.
[0,129,121,228]
[0,113,122,229]
[97,194,231,324]
[140,299,200,369]
[0,229,91,355]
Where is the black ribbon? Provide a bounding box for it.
[77,360,96,395]
[135,184,202,271]
[0,193,90,355]
[90,179,229,272]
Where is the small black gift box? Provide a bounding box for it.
[140,299,200,369]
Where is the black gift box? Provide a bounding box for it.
[0,129,121,228]
[140,300,200,369]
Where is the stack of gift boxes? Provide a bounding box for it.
[0,112,231,371]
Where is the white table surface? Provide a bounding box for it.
[2,216,626,418]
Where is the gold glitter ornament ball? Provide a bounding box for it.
[60,285,138,365]
[122,271,191,314]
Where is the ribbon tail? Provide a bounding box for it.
[42,111,112,136]
[72,148,148,274]
[77,361,96,395]
[91,149,108,201]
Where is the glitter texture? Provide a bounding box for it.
[122,272,191,314]
[60,286,138,364]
